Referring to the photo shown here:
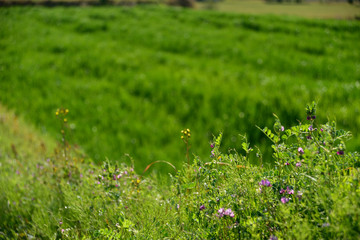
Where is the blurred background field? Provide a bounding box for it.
[196,0,360,19]
[0,4,360,174]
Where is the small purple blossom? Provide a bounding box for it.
[117,174,122,179]
[308,125,313,131]
[259,179,272,187]
[322,223,330,227]
[61,229,65,233]
[311,115,316,120]
[269,235,278,240]
[285,162,290,166]
[124,171,128,175]
[281,197,289,204]
[59,221,63,225]
[286,187,294,195]
[113,175,117,180]
[217,208,225,218]
[210,143,214,148]
[298,147,304,154]
[224,209,234,217]
[280,126,284,132]
[320,128,323,132]
[307,116,311,120]
[280,189,286,194]
[337,150,344,155]
[296,162,301,167]
[306,135,312,140]
[199,205,205,211]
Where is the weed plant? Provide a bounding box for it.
[0,103,359,239]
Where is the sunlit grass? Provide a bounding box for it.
[196,0,360,19]
[0,6,359,173]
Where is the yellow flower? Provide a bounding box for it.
[64,118,67,123]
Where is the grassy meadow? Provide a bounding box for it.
[1,6,360,174]
[1,4,360,239]
[1,102,359,239]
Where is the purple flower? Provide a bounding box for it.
[298,147,304,154]
[286,187,294,195]
[217,208,225,218]
[306,135,312,140]
[308,125,313,131]
[210,143,214,148]
[296,162,301,167]
[320,128,323,132]
[281,197,289,204]
[337,150,344,155]
[269,235,278,240]
[259,179,272,187]
[59,221,63,225]
[113,175,117,180]
[284,162,290,166]
[280,189,286,194]
[307,116,311,120]
[322,223,330,227]
[280,126,284,132]
[224,208,234,217]
[124,171,128,175]
[61,229,65,233]
[199,205,205,211]
[311,115,316,120]
[117,174,122,179]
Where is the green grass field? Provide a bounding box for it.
[1,6,360,173]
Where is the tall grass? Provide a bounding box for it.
[0,103,359,239]
[1,6,360,173]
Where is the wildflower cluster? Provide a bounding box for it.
[181,128,191,164]
[2,104,359,240]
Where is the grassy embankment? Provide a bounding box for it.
[1,6,360,174]
[0,103,359,239]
